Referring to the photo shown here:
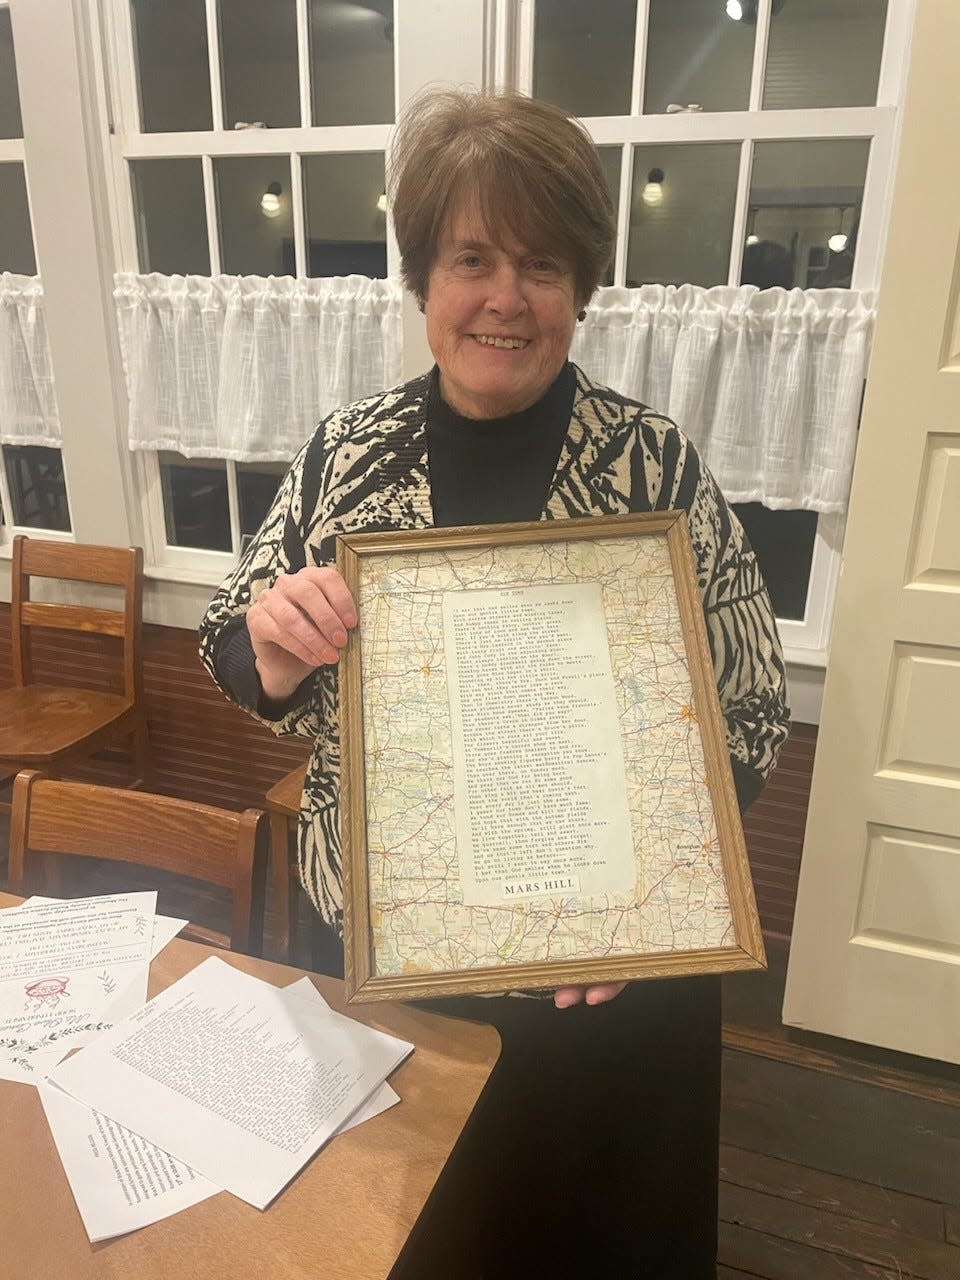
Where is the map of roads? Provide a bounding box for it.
[357,533,734,979]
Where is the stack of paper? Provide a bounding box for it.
[0,892,176,1084]
[44,957,412,1237]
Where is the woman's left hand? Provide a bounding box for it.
[553,982,627,1009]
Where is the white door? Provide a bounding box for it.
[783,0,960,1064]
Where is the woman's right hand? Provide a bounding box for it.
[247,566,358,702]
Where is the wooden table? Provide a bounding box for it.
[0,893,499,1280]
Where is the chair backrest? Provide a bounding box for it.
[8,771,269,955]
[10,535,143,702]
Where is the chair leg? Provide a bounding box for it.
[286,820,305,968]
[269,811,292,965]
[131,721,153,791]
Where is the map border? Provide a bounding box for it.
[338,512,765,1003]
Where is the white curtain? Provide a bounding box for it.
[114,273,403,461]
[571,284,876,514]
[0,273,61,446]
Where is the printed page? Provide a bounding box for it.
[443,583,635,906]
[0,893,156,1084]
[26,895,187,961]
[38,977,398,1242]
[49,957,412,1209]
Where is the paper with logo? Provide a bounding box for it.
[0,893,156,1084]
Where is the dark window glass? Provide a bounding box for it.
[215,155,293,276]
[132,158,210,275]
[237,462,285,538]
[132,0,213,132]
[742,139,871,290]
[644,0,755,115]
[309,0,394,126]
[159,452,230,550]
[627,143,739,287]
[219,0,300,129]
[302,152,387,278]
[0,8,23,140]
[2,445,72,532]
[0,162,36,274]
[534,0,636,118]
[733,503,818,622]
[764,0,888,111]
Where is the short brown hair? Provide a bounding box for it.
[388,90,615,308]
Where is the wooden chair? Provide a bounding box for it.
[0,535,151,802]
[8,771,270,955]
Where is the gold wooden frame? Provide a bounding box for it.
[338,512,765,1003]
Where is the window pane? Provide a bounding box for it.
[597,146,621,286]
[132,0,213,132]
[534,0,636,119]
[742,139,871,290]
[309,0,394,126]
[237,462,286,538]
[627,144,739,287]
[302,152,387,278]
[0,8,23,140]
[2,446,71,532]
[733,503,818,622]
[0,163,36,274]
[764,0,888,111]
[215,156,293,276]
[219,0,300,129]
[159,452,230,550]
[644,0,754,115]
[132,159,210,275]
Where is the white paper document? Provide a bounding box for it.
[443,583,636,906]
[26,895,187,961]
[38,977,399,1242]
[0,893,156,1084]
[48,957,412,1209]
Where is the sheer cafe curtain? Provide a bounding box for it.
[571,285,876,514]
[114,274,403,461]
[0,274,62,447]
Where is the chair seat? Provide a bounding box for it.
[0,684,134,762]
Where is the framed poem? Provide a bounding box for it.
[337,512,766,1003]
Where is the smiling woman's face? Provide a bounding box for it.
[424,202,579,420]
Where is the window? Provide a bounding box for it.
[102,0,398,570]
[514,0,902,656]
[0,5,71,544]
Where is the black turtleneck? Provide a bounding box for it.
[425,362,576,527]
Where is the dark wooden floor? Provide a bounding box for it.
[2,820,959,1279]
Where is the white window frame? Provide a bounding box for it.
[0,3,74,549]
[509,0,914,663]
[99,0,400,580]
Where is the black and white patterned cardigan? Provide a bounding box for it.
[199,364,790,933]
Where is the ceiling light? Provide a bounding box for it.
[726,0,744,19]
[829,205,850,254]
[746,234,760,246]
[260,181,282,218]
[376,193,388,213]
[642,167,665,207]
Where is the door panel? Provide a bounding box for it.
[783,0,960,1063]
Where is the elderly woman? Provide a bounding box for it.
[201,90,788,1280]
